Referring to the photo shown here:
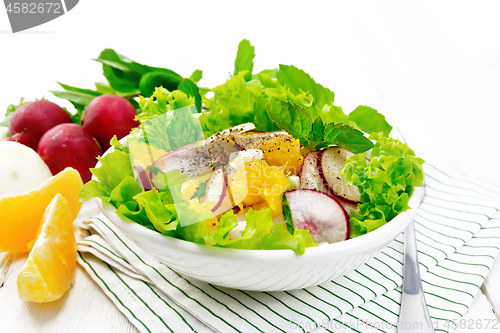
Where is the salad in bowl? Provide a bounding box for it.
[79,40,424,290]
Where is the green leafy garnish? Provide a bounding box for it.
[234,39,255,82]
[188,70,203,83]
[132,87,203,152]
[267,99,374,154]
[95,49,182,94]
[277,64,335,109]
[341,133,424,238]
[282,194,295,235]
[347,105,392,137]
[0,98,27,129]
[190,183,207,200]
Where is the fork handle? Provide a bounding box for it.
[398,219,435,333]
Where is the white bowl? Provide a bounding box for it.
[95,185,420,291]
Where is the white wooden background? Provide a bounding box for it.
[1,1,499,332]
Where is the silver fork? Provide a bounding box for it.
[398,183,435,332]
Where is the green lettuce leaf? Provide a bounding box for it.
[132,87,204,152]
[276,64,335,108]
[1,98,27,129]
[341,133,424,238]
[347,105,392,136]
[234,39,255,82]
[188,70,203,83]
[205,208,316,255]
[199,72,279,136]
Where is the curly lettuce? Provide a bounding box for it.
[79,136,315,254]
[341,133,425,238]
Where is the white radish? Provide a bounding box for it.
[285,189,349,243]
[0,141,52,197]
[200,166,233,216]
[231,130,288,149]
[153,142,241,177]
[318,147,361,203]
[298,151,328,192]
[198,123,256,146]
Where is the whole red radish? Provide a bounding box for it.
[38,124,102,183]
[82,95,139,152]
[7,100,72,151]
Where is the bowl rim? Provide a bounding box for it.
[93,126,422,262]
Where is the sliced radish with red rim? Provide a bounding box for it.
[285,189,349,243]
[318,147,363,204]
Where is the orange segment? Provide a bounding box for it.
[242,159,291,214]
[249,134,303,175]
[17,193,76,303]
[0,167,83,253]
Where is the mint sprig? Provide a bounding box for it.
[267,98,374,154]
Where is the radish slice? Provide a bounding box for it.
[200,166,233,215]
[134,165,157,190]
[298,151,328,192]
[231,130,288,149]
[153,142,241,177]
[198,123,256,146]
[318,147,361,203]
[0,141,52,197]
[285,189,349,243]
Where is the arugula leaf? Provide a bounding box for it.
[188,70,203,83]
[95,49,182,94]
[277,64,335,108]
[348,105,392,136]
[177,78,202,112]
[234,39,255,82]
[138,71,183,98]
[95,82,116,95]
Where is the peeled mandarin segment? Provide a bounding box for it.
[249,136,303,175]
[0,167,83,253]
[242,159,290,214]
[17,193,77,303]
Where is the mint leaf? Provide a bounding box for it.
[267,99,373,154]
[317,122,374,154]
[267,98,312,146]
[188,70,203,83]
[348,105,392,136]
[277,64,335,108]
[234,39,255,82]
[309,117,325,145]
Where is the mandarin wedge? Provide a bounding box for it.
[0,167,82,253]
[17,193,77,302]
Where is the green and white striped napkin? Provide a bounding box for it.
[76,163,500,333]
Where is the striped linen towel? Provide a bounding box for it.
[76,163,500,333]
